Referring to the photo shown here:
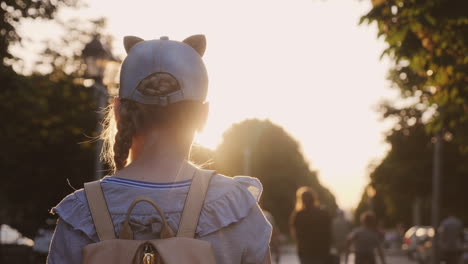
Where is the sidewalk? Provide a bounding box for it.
[278,244,299,264]
[277,245,413,264]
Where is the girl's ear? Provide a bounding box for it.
[114,97,120,122]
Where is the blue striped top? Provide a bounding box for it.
[49,175,272,264]
[101,176,193,189]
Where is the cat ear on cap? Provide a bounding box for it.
[183,35,206,57]
[123,36,144,53]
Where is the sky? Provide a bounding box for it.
[16,0,400,209]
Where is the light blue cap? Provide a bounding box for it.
[119,35,208,106]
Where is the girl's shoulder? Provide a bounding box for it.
[198,174,263,236]
[51,173,264,241]
[205,174,262,203]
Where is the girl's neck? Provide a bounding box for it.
[113,130,194,183]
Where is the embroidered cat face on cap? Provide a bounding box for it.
[119,35,208,106]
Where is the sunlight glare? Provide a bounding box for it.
[17,0,397,209]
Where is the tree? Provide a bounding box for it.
[361,0,468,149]
[0,8,111,235]
[0,70,97,236]
[0,0,79,64]
[37,17,112,76]
[358,104,468,227]
[214,119,337,232]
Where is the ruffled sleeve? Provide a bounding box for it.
[50,191,98,242]
[47,219,93,264]
[232,176,263,202]
[196,175,264,237]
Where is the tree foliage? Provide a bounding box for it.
[358,0,468,227]
[0,2,110,236]
[360,105,468,227]
[0,69,97,236]
[0,0,79,63]
[361,0,468,148]
[37,17,112,75]
[213,119,337,232]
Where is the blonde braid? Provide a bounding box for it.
[113,100,139,170]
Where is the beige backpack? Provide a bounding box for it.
[82,166,217,264]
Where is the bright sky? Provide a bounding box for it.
[17,0,399,209]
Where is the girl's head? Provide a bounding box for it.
[294,186,318,211]
[101,35,209,172]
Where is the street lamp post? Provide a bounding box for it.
[82,36,119,180]
[431,131,443,264]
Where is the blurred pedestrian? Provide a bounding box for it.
[345,211,386,264]
[290,187,331,264]
[332,209,352,261]
[439,213,464,264]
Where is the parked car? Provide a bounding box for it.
[402,226,434,264]
[403,226,468,264]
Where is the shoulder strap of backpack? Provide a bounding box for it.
[84,181,116,241]
[177,167,215,238]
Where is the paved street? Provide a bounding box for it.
[278,245,415,264]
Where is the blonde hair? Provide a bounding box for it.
[294,186,318,211]
[289,186,319,235]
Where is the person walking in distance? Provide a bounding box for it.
[332,209,352,262]
[290,187,332,264]
[345,211,386,264]
[439,213,464,264]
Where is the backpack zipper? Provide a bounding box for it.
[143,243,156,264]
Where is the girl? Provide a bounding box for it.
[47,35,272,264]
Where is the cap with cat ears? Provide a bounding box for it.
[119,35,209,106]
[123,35,207,56]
